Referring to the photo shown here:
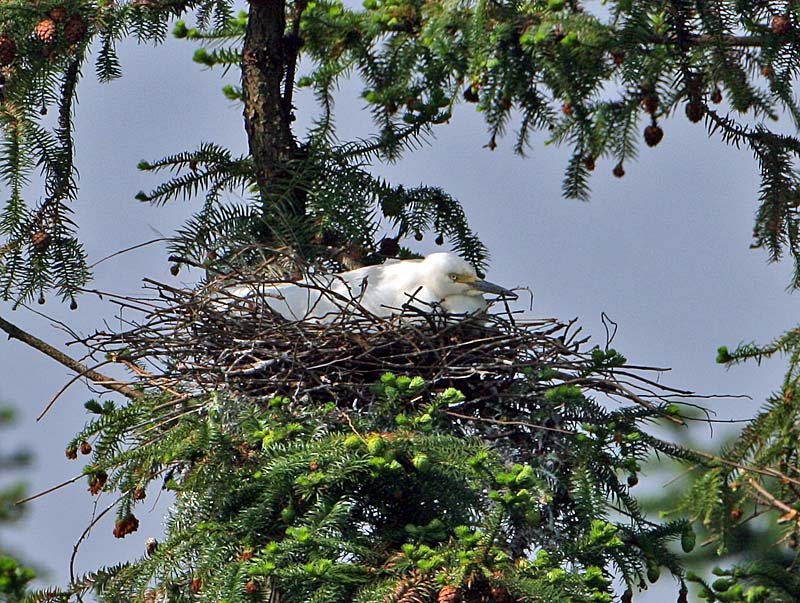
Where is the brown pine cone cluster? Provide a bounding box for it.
[34,9,88,50]
[88,469,108,495]
[113,513,140,538]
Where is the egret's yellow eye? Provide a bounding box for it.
[449,273,459,281]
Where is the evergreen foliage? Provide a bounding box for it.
[30,319,695,603]
[665,333,800,602]
[3,1,800,603]
[0,404,35,603]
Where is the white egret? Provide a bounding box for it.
[223,252,516,323]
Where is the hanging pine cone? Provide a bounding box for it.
[64,14,88,44]
[583,156,595,171]
[35,18,58,45]
[644,125,663,147]
[438,585,461,603]
[711,87,723,104]
[685,100,705,123]
[79,440,92,455]
[31,230,51,251]
[641,93,658,115]
[379,236,400,257]
[463,85,479,103]
[612,163,625,178]
[89,470,108,495]
[0,35,16,66]
[113,513,140,538]
[49,6,68,22]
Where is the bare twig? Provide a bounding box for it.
[0,313,142,400]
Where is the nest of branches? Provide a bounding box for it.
[80,277,686,425]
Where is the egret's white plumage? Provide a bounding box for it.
[223,252,515,323]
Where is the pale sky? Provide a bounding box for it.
[0,12,797,601]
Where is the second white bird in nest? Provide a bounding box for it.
[223,252,516,323]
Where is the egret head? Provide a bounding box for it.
[421,252,516,300]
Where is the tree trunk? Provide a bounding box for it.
[242,0,304,219]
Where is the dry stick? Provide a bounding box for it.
[37,359,117,421]
[747,477,798,518]
[70,494,125,595]
[16,473,85,505]
[445,410,575,435]
[0,313,142,401]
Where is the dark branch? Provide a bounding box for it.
[0,313,142,400]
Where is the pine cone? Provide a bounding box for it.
[0,35,16,66]
[772,14,792,35]
[583,156,595,171]
[685,100,705,123]
[438,585,460,603]
[64,14,87,44]
[641,93,658,115]
[379,236,400,257]
[463,85,479,103]
[49,6,68,22]
[643,125,663,147]
[31,230,51,251]
[35,18,58,45]
[79,440,92,455]
[612,163,625,178]
[711,88,723,104]
[113,513,139,538]
[88,470,108,495]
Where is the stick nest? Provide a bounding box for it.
[80,278,684,417]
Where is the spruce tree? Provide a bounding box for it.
[0,403,35,603]
[1,1,800,603]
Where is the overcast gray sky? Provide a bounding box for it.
[0,10,797,600]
